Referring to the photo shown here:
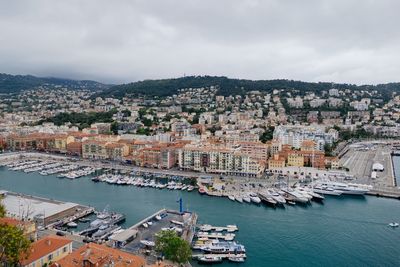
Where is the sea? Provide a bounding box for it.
[0,163,400,267]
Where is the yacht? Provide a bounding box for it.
[268,189,286,205]
[313,185,342,196]
[249,192,261,204]
[229,256,246,262]
[197,255,223,264]
[228,195,235,201]
[316,181,369,195]
[242,195,251,203]
[281,189,309,203]
[200,241,246,254]
[235,195,243,203]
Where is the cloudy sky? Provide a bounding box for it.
[0,0,399,84]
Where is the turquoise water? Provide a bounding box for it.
[0,168,399,267]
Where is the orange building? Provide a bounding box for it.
[21,235,73,267]
[53,243,146,267]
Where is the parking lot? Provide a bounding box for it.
[339,144,394,186]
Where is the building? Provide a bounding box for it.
[267,154,286,169]
[287,152,304,167]
[179,144,265,177]
[53,243,146,267]
[21,235,72,267]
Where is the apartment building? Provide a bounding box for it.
[21,236,72,267]
[179,144,265,177]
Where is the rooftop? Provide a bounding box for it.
[2,191,79,220]
[54,243,146,267]
[21,235,72,265]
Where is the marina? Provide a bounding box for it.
[0,167,400,266]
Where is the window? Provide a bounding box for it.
[63,246,68,253]
[48,254,53,261]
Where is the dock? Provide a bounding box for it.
[367,188,400,199]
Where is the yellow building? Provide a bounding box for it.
[268,154,286,169]
[287,152,304,167]
[21,235,72,267]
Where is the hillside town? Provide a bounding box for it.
[1,83,400,267]
[2,85,400,177]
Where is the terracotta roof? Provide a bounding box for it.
[53,243,146,267]
[0,217,32,227]
[21,235,72,265]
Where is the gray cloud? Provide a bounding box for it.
[0,0,399,84]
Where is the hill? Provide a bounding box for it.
[96,75,400,99]
[0,73,110,93]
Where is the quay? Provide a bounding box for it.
[0,190,94,226]
[108,209,198,265]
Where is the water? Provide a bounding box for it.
[0,168,399,267]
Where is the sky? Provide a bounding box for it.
[0,0,399,85]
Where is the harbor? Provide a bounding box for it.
[0,167,400,266]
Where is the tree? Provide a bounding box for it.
[260,126,275,143]
[111,122,119,135]
[155,230,191,264]
[0,197,5,218]
[0,224,31,265]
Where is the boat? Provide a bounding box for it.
[258,192,277,206]
[315,181,369,195]
[140,240,155,247]
[313,185,343,196]
[242,195,251,203]
[200,241,246,253]
[281,189,309,203]
[229,257,246,262]
[198,187,207,194]
[268,189,286,205]
[67,222,78,228]
[155,215,162,221]
[226,225,239,232]
[249,193,261,204]
[235,196,243,203]
[78,218,91,223]
[228,195,235,201]
[197,255,223,263]
[388,222,399,227]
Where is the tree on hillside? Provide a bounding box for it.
[0,197,5,218]
[0,199,31,266]
[155,230,191,264]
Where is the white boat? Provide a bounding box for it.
[268,189,286,204]
[197,255,223,263]
[316,181,369,195]
[242,196,251,203]
[235,196,243,203]
[67,222,78,228]
[140,240,155,246]
[313,185,343,196]
[389,222,399,227]
[200,241,246,253]
[249,192,261,204]
[229,256,246,262]
[228,195,235,201]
